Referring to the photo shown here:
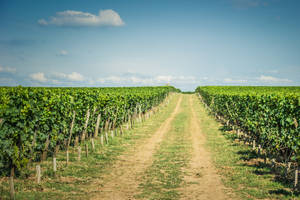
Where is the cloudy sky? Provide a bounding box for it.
[0,0,299,91]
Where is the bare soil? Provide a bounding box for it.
[91,96,183,200]
[91,94,235,200]
[179,95,233,200]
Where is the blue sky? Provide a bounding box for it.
[0,0,299,91]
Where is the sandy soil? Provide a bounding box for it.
[91,94,235,200]
[91,96,183,200]
[179,95,232,200]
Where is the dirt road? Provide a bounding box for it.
[179,95,230,200]
[92,96,182,200]
[92,94,232,200]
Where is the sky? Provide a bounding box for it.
[0,0,299,91]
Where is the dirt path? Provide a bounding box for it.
[92,96,183,200]
[180,95,231,200]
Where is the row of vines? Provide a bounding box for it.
[0,86,176,179]
[196,86,300,188]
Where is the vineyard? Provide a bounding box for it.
[0,86,300,199]
[196,86,300,188]
[0,86,177,198]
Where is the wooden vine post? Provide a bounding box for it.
[36,164,41,184]
[28,130,37,165]
[52,144,59,177]
[127,111,130,129]
[139,105,142,123]
[41,135,50,161]
[131,113,134,128]
[66,150,69,166]
[55,145,60,156]
[285,162,292,177]
[67,111,76,147]
[81,109,90,142]
[53,156,57,177]
[91,138,95,151]
[104,119,109,133]
[94,113,101,138]
[77,146,81,161]
[109,122,112,132]
[111,130,114,139]
[85,143,88,157]
[295,166,299,189]
[10,167,15,200]
[112,115,117,132]
[120,126,123,136]
[74,136,79,147]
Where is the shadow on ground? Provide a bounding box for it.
[216,123,300,199]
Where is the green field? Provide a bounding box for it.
[0,86,299,200]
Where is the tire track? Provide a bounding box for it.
[179,95,231,200]
[92,95,183,200]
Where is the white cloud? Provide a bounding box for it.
[53,72,84,81]
[0,65,16,73]
[155,75,173,83]
[107,76,123,83]
[52,72,66,79]
[29,71,85,84]
[57,50,68,56]
[130,76,144,84]
[97,74,197,85]
[30,72,47,82]
[68,72,84,81]
[155,75,196,84]
[97,76,144,84]
[38,19,48,25]
[38,9,124,27]
[258,75,292,83]
[51,79,61,84]
[224,78,247,83]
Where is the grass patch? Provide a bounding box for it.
[0,94,180,200]
[136,95,192,200]
[192,95,300,200]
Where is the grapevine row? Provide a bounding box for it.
[0,86,177,176]
[196,86,300,166]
